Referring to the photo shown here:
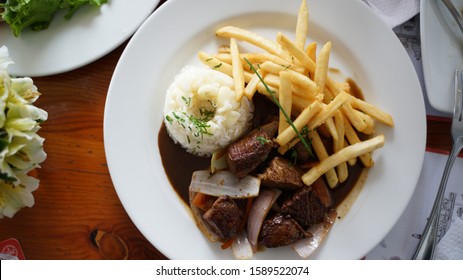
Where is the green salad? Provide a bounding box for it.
[0,0,108,37]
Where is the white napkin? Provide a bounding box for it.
[363,0,420,28]
[365,152,463,260]
[434,217,463,260]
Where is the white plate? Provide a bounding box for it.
[421,0,463,114]
[0,0,160,77]
[104,0,426,259]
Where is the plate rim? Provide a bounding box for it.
[0,0,161,77]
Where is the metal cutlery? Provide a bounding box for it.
[413,68,463,260]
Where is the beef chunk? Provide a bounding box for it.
[226,129,274,178]
[293,140,312,164]
[311,178,333,208]
[203,196,243,239]
[280,186,327,229]
[259,119,279,138]
[259,214,309,247]
[258,157,304,189]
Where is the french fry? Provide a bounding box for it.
[343,117,374,167]
[277,32,316,73]
[276,101,322,148]
[286,70,319,99]
[198,51,253,82]
[278,108,338,154]
[216,26,293,62]
[302,134,385,186]
[256,81,279,99]
[324,117,339,141]
[314,42,331,95]
[244,69,266,100]
[198,51,232,75]
[340,100,368,132]
[333,111,348,183]
[354,110,375,135]
[345,140,358,166]
[322,83,336,104]
[336,81,351,93]
[263,73,281,89]
[292,94,313,115]
[263,73,317,104]
[230,38,245,101]
[306,42,317,63]
[295,0,309,50]
[259,60,297,75]
[259,61,319,99]
[292,84,322,103]
[217,45,230,54]
[278,71,292,134]
[215,53,306,73]
[308,129,338,188]
[307,91,350,131]
[349,96,394,127]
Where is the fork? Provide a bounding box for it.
[413,69,463,260]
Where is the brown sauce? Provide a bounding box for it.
[159,123,364,207]
[158,125,210,202]
[158,79,366,208]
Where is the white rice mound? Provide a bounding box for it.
[164,65,254,156]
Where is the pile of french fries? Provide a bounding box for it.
[198,0,394,189]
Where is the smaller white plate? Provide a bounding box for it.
[0,0,160,77]
[421,0,463,114]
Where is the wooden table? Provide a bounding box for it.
[0,0,459,260]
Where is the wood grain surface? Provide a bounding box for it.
[0,0,459,260]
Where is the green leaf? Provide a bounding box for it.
[1,0,109,37]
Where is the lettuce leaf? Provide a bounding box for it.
[0,0,109,37]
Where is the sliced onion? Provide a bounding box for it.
[293,209,337,259]
[211,148,228,174]
[247,188,282,252]
[189,191,220,242]
[190,170,260,198]
[231,231,253,260]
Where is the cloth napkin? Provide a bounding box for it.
[434,217,463,260]
[363,0,420,28]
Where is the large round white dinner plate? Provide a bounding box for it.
[421,0,463,114]
[104,0,426,259]
[0,0,160,77]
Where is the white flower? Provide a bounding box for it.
[0,46,47,218]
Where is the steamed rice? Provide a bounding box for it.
[164,66,254,156]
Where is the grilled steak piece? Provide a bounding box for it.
[259,214,310,247]
[226,129,274,178]
[280,186,327,229]
[259,119,279,138]
[258,157,304,189]
[311,178,333,208]
[293,140,312,164]
[203,195,243,239]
